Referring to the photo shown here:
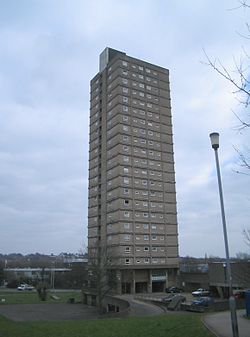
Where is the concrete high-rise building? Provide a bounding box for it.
[88,48,179,294]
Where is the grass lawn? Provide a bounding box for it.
[0,314,214,337]
[0,290,82,304]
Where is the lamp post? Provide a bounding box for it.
[209,132,239,337]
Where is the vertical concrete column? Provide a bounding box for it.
[165,270,169,290]
[148,269,152,293]
[116,269,122,295]
[131,269,136,294]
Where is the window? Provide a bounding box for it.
[123,177,129,184]
[123,156,129,162]
[151,225,157,230]
[123,135,129,141]
[122,61,128,67]
[139,83,144,88]
[123,125,129,131]
[123,106,128,112]
[124,211,130,217]
[142,180,147,186]
[146,68,151,73]
[123,167,129,173]
[136,260,141,264]
[143,202,148,207]
[136,247,141,251]
[125,247,130,253]
[144,258,149,263]
[122,79,128,85]
[139,66,143,71]
[152,247,157,252]
[123,97,128,103]
[160,236,164,240]
[138,74,144,79]
[152,235,157,240]
[144,246,149,251]
[124,199,129,205]
[143,224,149,229]
[136,236,140,240]
[123,188,129,194]
[124,223,130,229]
[125,258,130,264]
[123,145,129,151]
[144,235,149,240]
[124,234,130,241]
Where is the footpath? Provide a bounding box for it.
[203,309,250,337]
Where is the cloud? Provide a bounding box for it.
[0,0,249,256]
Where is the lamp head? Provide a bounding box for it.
[210,132,219,150]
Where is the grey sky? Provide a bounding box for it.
[0,0,249,257]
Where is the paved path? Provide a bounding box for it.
[0,297,164,321]
[119,295,164,317]
[203,310,250,337]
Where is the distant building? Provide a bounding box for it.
[88,48,179,294]
[4,267,71,282]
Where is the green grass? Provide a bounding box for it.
[0,314,214,337]
[0,290,82,304]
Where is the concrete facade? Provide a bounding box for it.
[88,48,179,294]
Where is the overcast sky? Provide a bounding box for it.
[0,0,249,257]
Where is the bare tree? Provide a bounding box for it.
[204,1,250,173]
[243,228,250,246]
[86,246,117,313]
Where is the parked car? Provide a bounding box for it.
[17,284,34,291]
[234,290,246,299]
[162,294,186,304]
[192,288,210,297]
[166,286,183,293]
[191,297,214,307]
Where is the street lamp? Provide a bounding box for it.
[209,132,239,337]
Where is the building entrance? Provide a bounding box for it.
[152,281,165,292]
[122,282,131,294]
[135,282,147,293]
